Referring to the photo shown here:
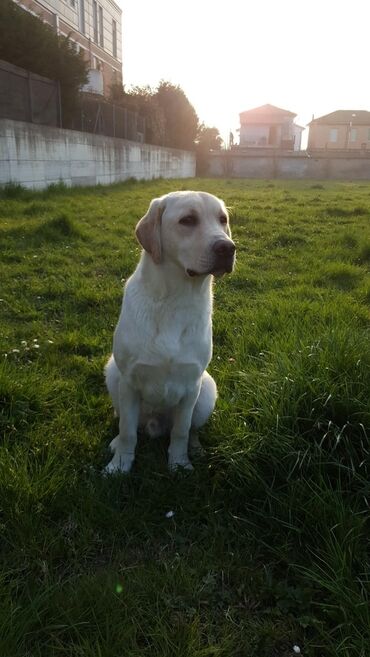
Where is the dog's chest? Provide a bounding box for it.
[131,313,209,407]
[131,360,199,408]
[114,274,213,408]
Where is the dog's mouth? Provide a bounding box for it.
[186,263,234,278]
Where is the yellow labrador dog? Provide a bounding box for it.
[104,191,235,473]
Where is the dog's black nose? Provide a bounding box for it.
[213,240,236,258]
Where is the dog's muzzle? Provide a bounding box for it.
[186,239,236,278]
[210,239,236,275]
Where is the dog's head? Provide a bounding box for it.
[135,191,236,277]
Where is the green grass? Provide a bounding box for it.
[0,178,370,656]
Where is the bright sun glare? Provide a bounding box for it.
[119,0,369,145]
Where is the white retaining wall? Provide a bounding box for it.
[0,119,195,189]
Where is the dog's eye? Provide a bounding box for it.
[179,215,198,226]
[220,215,228,225]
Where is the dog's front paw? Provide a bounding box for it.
[104,453,134,474]
[168,454,194,472]
[104,437,135,474]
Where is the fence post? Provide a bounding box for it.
[27,71,34,123]
[94,104,101,133]
[57,80,62,127]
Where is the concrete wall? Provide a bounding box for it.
[208,149,370,180]
[0,119,195,189]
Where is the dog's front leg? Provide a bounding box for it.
[105,380,140,474]
[168,385,201,471]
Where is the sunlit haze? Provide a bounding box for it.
[118,0,369,147]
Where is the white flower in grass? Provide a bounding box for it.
[21,340,27,346]
[293,646,301,654]
[33,344,40,349]
[165,510,175,519]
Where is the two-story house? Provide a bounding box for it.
[308,110,370,150]
[14,0,122,96]
[239,104,303,151]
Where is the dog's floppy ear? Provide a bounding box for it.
[135,198,164,264]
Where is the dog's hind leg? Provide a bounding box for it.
[191,371,217,428]
[104,354,120,416]
[189,371,217,456]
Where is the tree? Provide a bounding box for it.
[111,84,166,146]
[195,124,223,175]
[112,81,200,150]
[0,0,88,125]
[155,81,199,150]
[196,124,223,150]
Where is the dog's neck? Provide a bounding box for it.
[137,251,213,301]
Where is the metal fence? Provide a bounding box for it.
[0,59,145,143]
[0,59,61,127]
[71,96,146,143]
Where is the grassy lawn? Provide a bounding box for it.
[0,178,369,657]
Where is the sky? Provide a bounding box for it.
[117,0,369,147]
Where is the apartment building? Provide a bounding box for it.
[15,0,122,96]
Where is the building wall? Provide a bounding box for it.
[15,0,122,94]
[208,149,370,180]
[239,121,302,149]
[292,125,303,151]
[308,124,370,150]
[240,125,272,147]
[0,119,195,189]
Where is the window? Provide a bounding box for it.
[112,19,117,57]
[350,128,357,142]
[329,128,338,142]
[93,0,98,43]
[93,3,105,48]
[93,56,102,71]
[99,5,104,47]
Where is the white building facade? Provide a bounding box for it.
[15,0,122,96]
